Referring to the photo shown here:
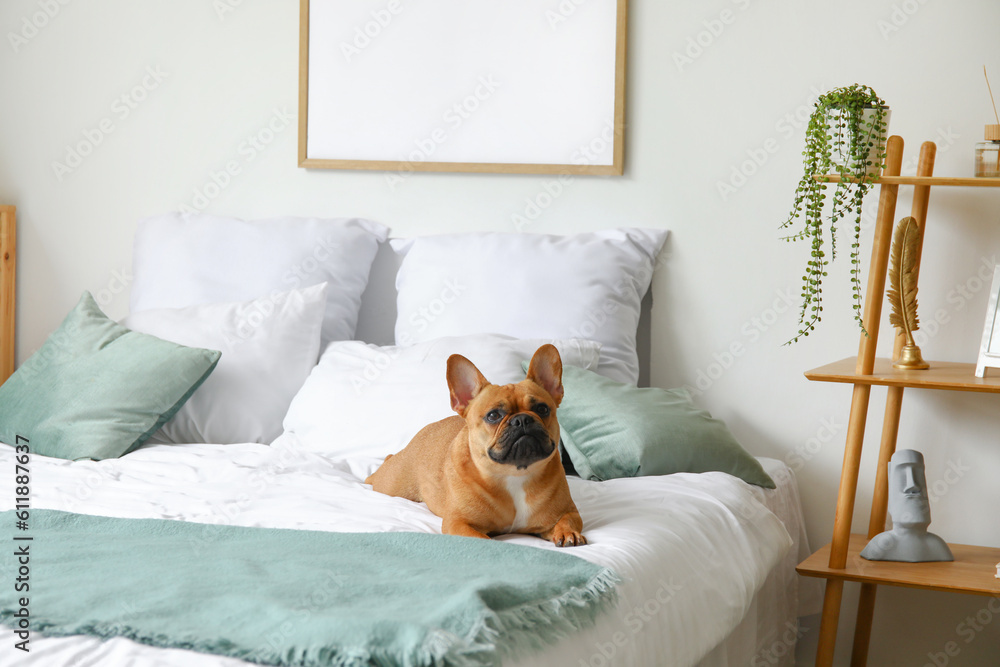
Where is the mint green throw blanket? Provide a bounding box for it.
[0,510,618,666]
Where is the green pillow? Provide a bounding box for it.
[528,362,774,488]
[0,292,221,460]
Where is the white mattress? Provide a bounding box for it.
[0,438,806,667]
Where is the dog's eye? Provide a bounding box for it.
[533,404,550,418]
[485,410,503,424]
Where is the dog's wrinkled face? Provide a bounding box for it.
[468,383,559,470]
[447,344,564,474]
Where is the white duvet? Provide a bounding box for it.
[0,436,793,667]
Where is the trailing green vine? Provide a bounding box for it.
[780,84,889,344]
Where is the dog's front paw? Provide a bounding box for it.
[551,527,587,547]
[545,515,587,547]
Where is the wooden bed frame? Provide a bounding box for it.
[0,205,15,384]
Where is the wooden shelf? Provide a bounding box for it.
[814,174,1000,187]
[798,534,1000,597]
[805,357,1000,393]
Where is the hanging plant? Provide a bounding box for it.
[780,84,890,344]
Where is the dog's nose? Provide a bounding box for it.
[509,414,534,430]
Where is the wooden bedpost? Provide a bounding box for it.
[0,206,15,384]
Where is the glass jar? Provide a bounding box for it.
[975,124,1000,177]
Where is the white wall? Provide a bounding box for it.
[3,1,1000,664]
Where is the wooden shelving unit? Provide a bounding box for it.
[795,136,1000,667]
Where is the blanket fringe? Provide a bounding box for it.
[449,566,621,665]
[2,568,620,667]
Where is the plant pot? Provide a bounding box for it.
[829,107,891,177]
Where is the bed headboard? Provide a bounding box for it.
[0,206,15,385]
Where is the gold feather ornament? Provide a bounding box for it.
[888,216,929,370]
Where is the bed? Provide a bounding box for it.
[0,213,819,667]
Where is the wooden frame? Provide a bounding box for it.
[298,0,627,175]
[0,206,15,384]
[974,264,1000,377]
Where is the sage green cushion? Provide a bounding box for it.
[0,292,220,461]
[538,363,774,488]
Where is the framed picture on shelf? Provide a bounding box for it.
[975,265,1000,377]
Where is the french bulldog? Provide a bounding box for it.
[365,344,586,546]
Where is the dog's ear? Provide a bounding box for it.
[447,354,490,417]
[526,344,563,406]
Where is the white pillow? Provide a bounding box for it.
[390,228,667,385]
[130,213,388,347]
[281,334,602,459]
[124,283,328,445]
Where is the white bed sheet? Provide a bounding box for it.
[0,437,797,667]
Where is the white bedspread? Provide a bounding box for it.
[0,436,793,667]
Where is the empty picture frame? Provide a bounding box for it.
[975,265,1000,377]
[298,0,627,175]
